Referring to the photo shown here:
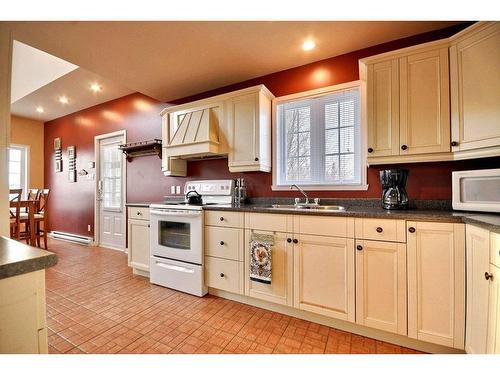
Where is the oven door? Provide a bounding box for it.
[150,209,203,265]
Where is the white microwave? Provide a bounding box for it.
[452,168,500,213]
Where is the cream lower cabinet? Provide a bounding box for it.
[487,263,500,353]
[244,229,293,306]
[355,239,407,335]
[127,207,150,276]
[465,225,491,354]
[294,234,355,322]
[407,221,465,349]
[450,22,500,158]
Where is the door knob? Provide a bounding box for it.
[401,145,408,151]
[408,227,416,233]
[356,245,363,251]
[485,272,494,281]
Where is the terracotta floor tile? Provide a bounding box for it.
[44,238,425,355]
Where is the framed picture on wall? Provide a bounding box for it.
[55,158,62,172]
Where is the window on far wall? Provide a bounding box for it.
[273,82,366,190]
[8,145,28,194]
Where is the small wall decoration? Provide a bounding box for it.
[67,145,76,182]
[54,137,62,172]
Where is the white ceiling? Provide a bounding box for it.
[11,67,133,121]
[11,40,78,103]
[5,21,462,104]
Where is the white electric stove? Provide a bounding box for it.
[149,180,234,296]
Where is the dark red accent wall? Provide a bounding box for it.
[45,22,497,237]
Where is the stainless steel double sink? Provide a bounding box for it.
[265,204,346,212]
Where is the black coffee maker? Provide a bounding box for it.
[380,169,409,210]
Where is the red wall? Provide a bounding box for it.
[45,22,497,237]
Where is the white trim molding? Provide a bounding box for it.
[271,80,368,191]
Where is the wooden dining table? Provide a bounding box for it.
[10,200,37,246]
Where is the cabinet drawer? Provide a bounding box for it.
[294,215,354,238]
[245,212,292,233]
[205,226,243,261]
[205,256,243,294]
[491,232,500,268]
[128,206,150,221]
[355,218,406,242]
[205,210,243,228]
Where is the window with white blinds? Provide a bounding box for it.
[274,84,363,189]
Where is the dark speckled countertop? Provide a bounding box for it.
[0,236,58,280]
[125,200,500,234]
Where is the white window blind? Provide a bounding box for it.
[275,86,362,188]
[8,145,28,193]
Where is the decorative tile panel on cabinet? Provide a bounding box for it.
[450,22,500,159]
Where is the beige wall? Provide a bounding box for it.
[10,115,44,188]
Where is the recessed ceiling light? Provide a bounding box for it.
[59,96,69,104]
[90,83,102,92]
[302,40,316,51]
[35,106,44,113]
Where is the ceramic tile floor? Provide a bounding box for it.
[45,238,424,354]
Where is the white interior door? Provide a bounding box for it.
[97,134,125,250]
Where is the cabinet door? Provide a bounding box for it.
[128,219,150,272]
[244,230,293,306]
[355,240,407,335]
[228,93,260,169]
[407,221,465,349]
[294,234,355,321]
[366,59,400,157]
[465,225,491,354]
[487,264,500,354]
[450,22,500,152]
[399,47,450,155]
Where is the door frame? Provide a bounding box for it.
[93,130,127,250]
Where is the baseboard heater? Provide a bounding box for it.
[49,231,93,245]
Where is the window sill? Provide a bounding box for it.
[271,184,369,191]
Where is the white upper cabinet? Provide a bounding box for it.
[361,40,452,164]
[160,85,274,176]
[366,59,400,157]
[450,22,500,158]
[227,87,273,172]
[399,47,450,155]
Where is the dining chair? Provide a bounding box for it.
[34,189,50,249]
[9,189,22,240]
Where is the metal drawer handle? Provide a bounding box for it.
[485,272,494,281]
[376,227,383,233]
[219,217,224,221]
[356,245,363,251]
[287,238,292,243]
[219,241,225,246]
[408,227,416,233]
[220,273,225,278]
[292,239,298,244]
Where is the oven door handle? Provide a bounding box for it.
[150,210,202,218]
[154,260,195,274]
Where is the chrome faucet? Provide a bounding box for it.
[291,184,309,205]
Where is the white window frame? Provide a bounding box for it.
[8,144,29,196]
[272,80,368,191]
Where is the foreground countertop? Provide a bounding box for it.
[0,236,58,280]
